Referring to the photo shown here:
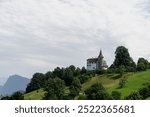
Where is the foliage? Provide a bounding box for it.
[10,91,24,100]
[44,77,65,100]
[117,65,125,77]
[62,68,74,86]
[69,78,81,98]
[1,96,11,100]
[137,58,149,71]
[125,92,143,100]
[1,91,24,100]
[125,83,150,100]
[139,84,150,99]
[26,73,46,93]
[112,46,136,72]
[119,77,127,88]
[81,67,87,74]
[85,83,109,100]
[45,71,53,80]
[78,75,91,84]
[111,91,121,100]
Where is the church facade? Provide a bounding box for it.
[87,50,108,70]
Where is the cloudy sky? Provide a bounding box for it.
[0,0,150,82]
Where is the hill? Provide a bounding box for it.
[107,70,150,98]
[0,75,30,96]
[24,70,150,100]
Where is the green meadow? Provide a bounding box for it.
[24,70,150,100]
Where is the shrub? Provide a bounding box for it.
[85,83,109,100]
[111,91,121,100]
[119,77,127,88]
[125,92,143,100]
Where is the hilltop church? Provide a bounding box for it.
[87,50,108,70]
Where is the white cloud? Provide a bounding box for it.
[0,0,150,79]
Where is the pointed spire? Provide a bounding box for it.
[98,49,104,58]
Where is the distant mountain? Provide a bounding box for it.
[0,75,30,96]
[0,85,2,94]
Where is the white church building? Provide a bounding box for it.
[87,50,108,70]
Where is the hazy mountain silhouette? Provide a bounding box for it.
[0,75,30,96]
[0,85,2,94]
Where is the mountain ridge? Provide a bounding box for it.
[0,75,30,96]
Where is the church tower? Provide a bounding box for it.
[97,50,104,70]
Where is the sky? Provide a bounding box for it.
[0,0,150,83]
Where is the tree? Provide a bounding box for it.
[69,65,76,75]
[44,77,65,100]
[119,77,127,88]
[1,96,11,100]
[10,91,24,100]
[45,71,53,80]
[85,83,109,100]
[53,67,62,78]
[62,68,74,86]
[137,58,149,71]
[137,62,146,71]
[69,78,81,98]
[81,67,87,74]
[74,67,81,76]
[113,46,136,72]
[117,65,125,77]
[26,73,46,93]
[1,91,24,100]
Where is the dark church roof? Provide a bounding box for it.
[98,50,104,58]
[87,58,98,63]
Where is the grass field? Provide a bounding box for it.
[24,88,45,100]
[24,69,150,100]
[107,70,150,98]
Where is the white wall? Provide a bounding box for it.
[87,62,97,70]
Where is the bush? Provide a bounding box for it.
[111,91,121,100]
[78,75,90,84]
[85,83,109,100]
[137,62,146,71]
[1,91,24,100]
[119,77,127,88]
[125,92,143,100]
[139,84,150,99]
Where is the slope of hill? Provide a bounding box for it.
[108,70,150,98]
[24,89,45,100]
[24,70,150,100]
[0,75,30,96]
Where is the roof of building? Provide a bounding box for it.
[98,50,104,58]
[87,58,98,63]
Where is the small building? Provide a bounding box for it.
[87,50,108,70]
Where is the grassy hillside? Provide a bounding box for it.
[24,89,45,100]
[24,70,150,100]
[107,70,150,98]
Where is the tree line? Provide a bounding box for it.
[1,46,150,100]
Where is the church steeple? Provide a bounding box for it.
[98,50,104,58]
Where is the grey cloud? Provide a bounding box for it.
[0,0,150,80]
